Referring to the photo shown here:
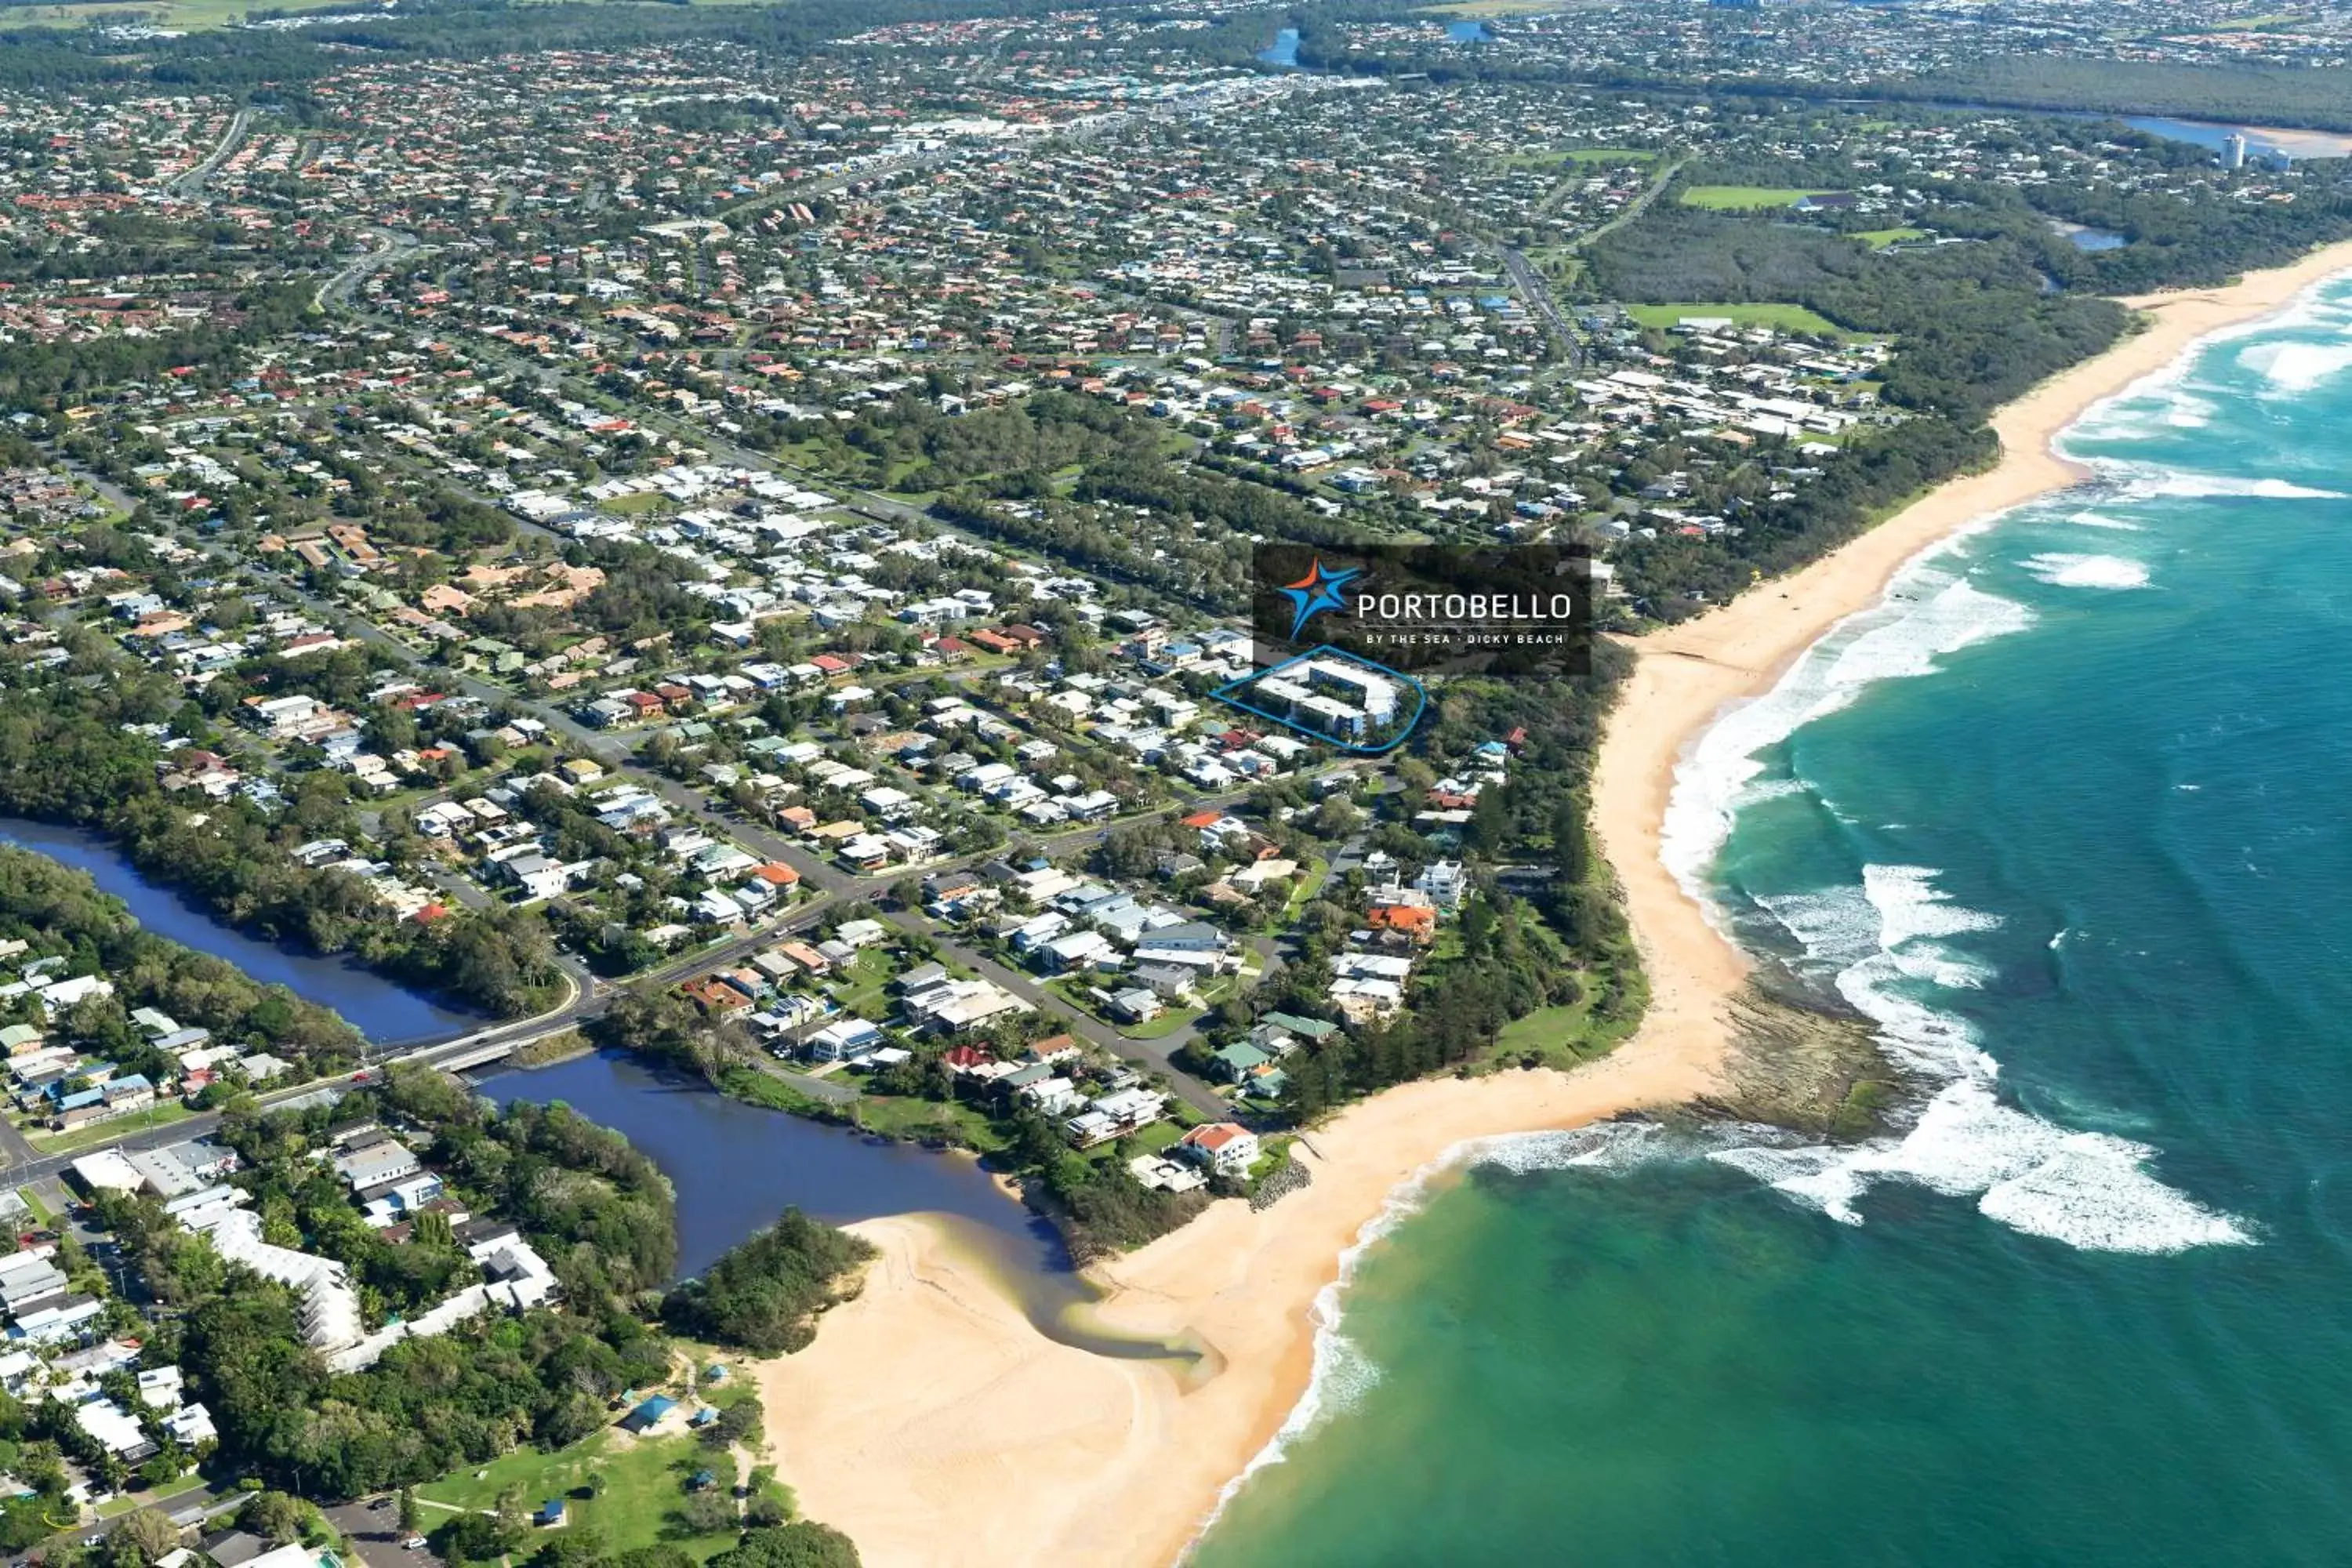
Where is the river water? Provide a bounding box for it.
[0,816,477,1047]
[474,1048,1065,1280]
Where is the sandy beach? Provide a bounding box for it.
[756,238,2352,1568]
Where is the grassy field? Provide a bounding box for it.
[1626,301,1851,337]
[26,1102,194,1157]
[1853,227,1930,249]
[841,1089,1007,1152]
[9,0,272,30]
[419,1426,744,1563]
[1494,147,1657,169]
[1425,0,1565,14]
[1522,248,1584,284]
[1264,858,1330,935]
[1679,185,1828,210]
[93,1476,204,1520]
[1488,953,1648,1073]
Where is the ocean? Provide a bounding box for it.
[1188,276,2352,1566]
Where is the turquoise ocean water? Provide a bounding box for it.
[1189,277,2352,1566]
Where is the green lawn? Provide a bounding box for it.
[1269,858,1330,933]
[1678,185,1827,210]
[1046,978,1200,1040]
[843,1091,1007,1152]
[418,1428,742,1563]
[828,949,905,1021]
[26,1103,194,1156]
[8,0,257,30]
[94,1475,203,1519]
[1488,955,1647,1071]
[1853,227,1929,249]
[1129,1120,1187,1156]
[1116,1001,1211,1041]
[1626,301,1852,338]
[1522,248,1584,285]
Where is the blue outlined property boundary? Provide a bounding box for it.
[1208,644,1428,756]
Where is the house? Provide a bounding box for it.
[806,1018,884,1062]
[10,1291,103,1343]
[1127,1154,1208,1194]
[1261,1011,1338,1044]
[1209,1040,1273,1083]
[1105,987,1162,1024]
[1417,859,1468,912]
[834,918,888,948]
[1178,1122,1261,1177]
[902,978,1031,1036]
[1366,904,1436,944]
[334,1140,419,1192]
[495,851,574,902]
[1131,961,1200,999]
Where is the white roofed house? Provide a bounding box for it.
[9,1291,103,1345]
[902,978,1032,1037]
[75,1398,154,1461]
[1063,1087,1167,1149]
[191,1205,365,1355]
[334,1139,420,1193]
[0,1251,67,1314]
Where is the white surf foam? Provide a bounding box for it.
[2021,553,2151,590]
[2065,510,2142,532]
[2053,266,2352,466]
[2239,339,2352,394]
[1709,864,2252,1254]
[1658,539,2032,904]
[2108,464,2344,502]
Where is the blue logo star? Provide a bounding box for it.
[1276,557,1363,641]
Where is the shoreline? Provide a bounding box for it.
[753,239,2352,1568]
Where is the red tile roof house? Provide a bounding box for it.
[1178,1122,1261,1178]
[682,977,751,1014]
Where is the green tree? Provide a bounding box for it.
[710,1523,861,1568]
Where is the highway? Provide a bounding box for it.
[165,108,252,201]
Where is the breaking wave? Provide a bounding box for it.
[1657,536,2249,1254]
[2021,553,2151,590]
[2103,463,2344,502]
[1726,863,2251,1254]
[1659,535,2033,901]
[2240,339,2352,395]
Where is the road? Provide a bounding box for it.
[1500,244,1577,362]
[1496,152,1687,367]
[317,228,424,313]
[166,109,252,201]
